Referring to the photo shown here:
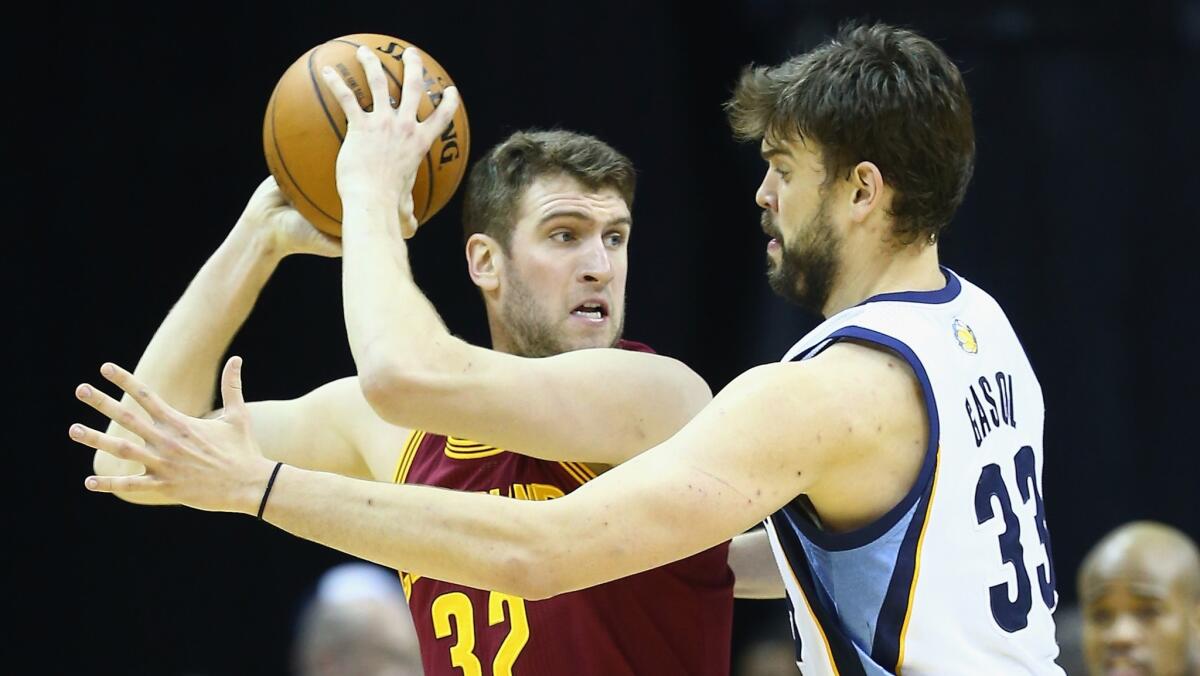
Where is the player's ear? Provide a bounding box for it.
[848,160,885,224]
[466,233,503,292]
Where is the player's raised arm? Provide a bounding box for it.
[325,47,711,465]
[92,177,345,505]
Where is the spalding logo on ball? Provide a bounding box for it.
[263,33,470,237]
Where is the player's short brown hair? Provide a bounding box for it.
[462,129,636,250]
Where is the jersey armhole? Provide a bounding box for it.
[393,429,427,484]
[786,325,941,552]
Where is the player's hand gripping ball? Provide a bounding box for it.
[263,33,469,237]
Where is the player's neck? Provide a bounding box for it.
[822,243,944,317]
[485,313,519,355]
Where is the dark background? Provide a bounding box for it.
[23,0,1198,673]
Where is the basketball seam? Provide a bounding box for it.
[307,44,345,144]
[268,81,342,227]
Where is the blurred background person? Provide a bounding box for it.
[292,561,422,676]
[1055,602,1089,675]
[1079,521,1200,676]
[735,614,797,676]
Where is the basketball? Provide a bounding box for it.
[262,33,470,237]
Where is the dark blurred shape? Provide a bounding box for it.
[735,611,797,676]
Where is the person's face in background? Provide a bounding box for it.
[1081,553,1200,676]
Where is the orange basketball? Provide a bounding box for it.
[262,33,470,237]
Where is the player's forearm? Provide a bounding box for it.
[260,463,556,598]
[339,203,469,418]
[96,222,283,475]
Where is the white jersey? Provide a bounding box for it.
[765,267,1063,675]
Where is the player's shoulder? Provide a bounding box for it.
[751,341,923,430]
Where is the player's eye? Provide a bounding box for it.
[1134,605,1162,621]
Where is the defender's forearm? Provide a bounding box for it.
[260,464,554,597]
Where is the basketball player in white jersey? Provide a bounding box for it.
[72,21,1062,674]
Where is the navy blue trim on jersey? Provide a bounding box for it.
[870,455,939,671]
[788,339,833,363]
[773,511,871,676]
[856,266,962,307]
[785,327,940,552]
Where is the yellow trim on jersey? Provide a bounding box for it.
[557,461,591,486]
[896,447,943,673]
[778,553,841,675]
[446,436,491,450]
[444,436,504,459]
[573,462,598,480]
[392,430,427,484]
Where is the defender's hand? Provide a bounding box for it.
[70,357,275,515]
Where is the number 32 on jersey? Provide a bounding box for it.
[432,590,530,675]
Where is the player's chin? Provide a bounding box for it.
[562,323,618,351]
[1102,660,1150,676]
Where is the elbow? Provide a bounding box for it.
[492,529,573,601]
[358,361,421,425]
[500,559,567,602]
[355,336,477,425]
[358,360,398,414]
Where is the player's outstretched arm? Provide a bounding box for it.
[94,178,341,505]
[71,352,869,596]
[325,47,710,466]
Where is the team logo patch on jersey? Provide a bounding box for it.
[953,318,978,354]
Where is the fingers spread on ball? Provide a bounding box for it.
[424,86,460,144]
[355,46,391,113]
[398,48,426,121]
[321,66,359,119]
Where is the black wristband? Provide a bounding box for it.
[257,461,284,521]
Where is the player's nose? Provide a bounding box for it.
[578,237,614,285]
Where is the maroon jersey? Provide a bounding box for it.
[392,340,733,675]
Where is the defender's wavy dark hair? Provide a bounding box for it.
[726,22,975,244]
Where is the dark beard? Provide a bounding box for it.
[500,271,625,357]
[764,204,840,316]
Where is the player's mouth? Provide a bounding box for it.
[1104,658,1149,676]
[570,300,609,324]
[762,217,782,252]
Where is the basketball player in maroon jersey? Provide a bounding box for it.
[80,50,781,674]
